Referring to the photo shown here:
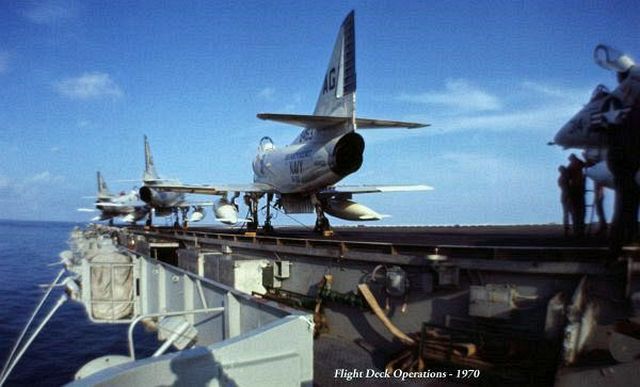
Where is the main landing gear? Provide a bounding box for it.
[244,193,332,236]
[172,208,180,229]
[244,193,260,235]
[145,208,189,229]
[145,209,153,228]
[263,193,274,233]
[172,208,190,229]
[244,193,275,234]
[312,196,333,236]
[180,207,189,229]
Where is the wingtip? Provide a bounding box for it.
[410,123,429,129]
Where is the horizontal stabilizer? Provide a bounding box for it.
[143,178,181,185]
[257,113,428,130]
[355,117,428,129]
[96,201,147,208]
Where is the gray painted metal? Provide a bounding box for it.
[115,225,640,386]
[63,226,313,385]
[60,224,640,386]
[69,316,313,387]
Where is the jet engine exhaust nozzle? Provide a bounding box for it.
[139,186,153,204]
[329,132,365,177]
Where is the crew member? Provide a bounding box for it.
[566,154,586,236]
[558,166,571,236]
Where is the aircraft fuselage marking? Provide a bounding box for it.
[322,67,336,95]
[286,149,311,183]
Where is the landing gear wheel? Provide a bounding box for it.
[314,216,331,233]
[247,221,258,232]
[312,196,332,236]
[245,194,260,234]
[181,207,190,229]
[263,193,274,234]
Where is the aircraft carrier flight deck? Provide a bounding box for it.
[140,223,612,248]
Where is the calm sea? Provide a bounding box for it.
[0,220,157,386]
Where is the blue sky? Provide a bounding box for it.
[0,1,638,226]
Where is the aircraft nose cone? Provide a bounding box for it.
[553,122,574,148]
[554,105,592,149]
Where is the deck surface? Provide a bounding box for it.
[140,224,610,248]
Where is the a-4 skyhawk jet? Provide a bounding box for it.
[148,11,433,233]
[78,171,148,225]
[138,135,212,228]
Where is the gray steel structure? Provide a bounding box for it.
[14,226,314,386]
[102,224,640,386]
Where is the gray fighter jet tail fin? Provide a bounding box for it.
[143,135,160,183]
[312,10,356,119]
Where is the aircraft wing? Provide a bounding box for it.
[319,184,433,197]
[153,183,432,196]
[96,201,148,209]
[149,183,275,195]
[257,113,428,129]
[99,199,215,209]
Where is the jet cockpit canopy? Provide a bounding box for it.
[259,136,275,151]
[594,44,636,73]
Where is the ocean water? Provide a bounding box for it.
[0,220,157,386]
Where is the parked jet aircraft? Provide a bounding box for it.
[147,11,432,233]
[553,44,638,188]
[78,171,148,224]
[138,135,211,227]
